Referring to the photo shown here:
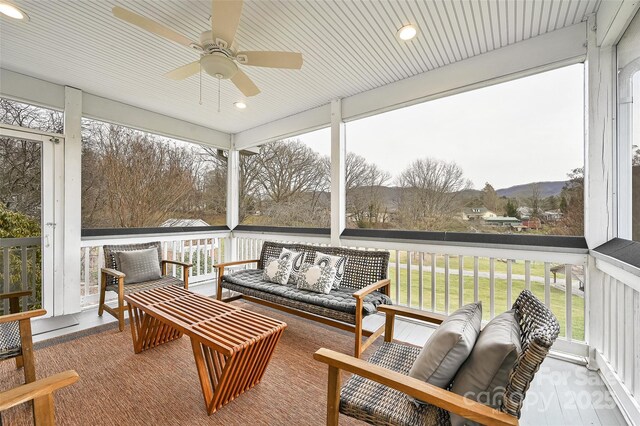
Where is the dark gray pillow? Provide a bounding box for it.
[117,248,162,285]
[449,310,522,426]
[408,302,482,394]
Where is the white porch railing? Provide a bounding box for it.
[590,255,640,422]
[0,236,41,314]
[79,231,231,308]
[233,231,588,350]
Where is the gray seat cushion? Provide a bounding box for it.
[105,276,183,295]
[340,342,449,426]
[222,269,391,318]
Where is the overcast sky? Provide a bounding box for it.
[297,64,585,190]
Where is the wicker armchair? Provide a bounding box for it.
[98,242,192,331]
[314,290,560,426]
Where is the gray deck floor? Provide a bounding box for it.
[32,283,628,426]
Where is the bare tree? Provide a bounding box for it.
[82,122,201,227]
[395,158,472,229]
[528,183,542,218]
[345,153,392,227]
[482,182,500,213]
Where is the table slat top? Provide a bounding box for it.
[125,286,286,355]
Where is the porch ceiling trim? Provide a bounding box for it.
[234,22,587,150]
[0,69,231,149]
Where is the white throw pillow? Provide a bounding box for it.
[296,263,337,294]
[313,251,347,289]
[279,248,306,285]
[262,257,293,285]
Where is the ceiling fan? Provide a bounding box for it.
[112,0,303,97]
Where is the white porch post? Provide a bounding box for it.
[226,139,239,261]
[62,86,82,314]
[330,99,346,246]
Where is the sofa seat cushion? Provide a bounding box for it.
[340,342,449,426]
[222,269,391,317]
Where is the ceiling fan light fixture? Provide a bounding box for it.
[200,53,238,80]
[234,101,247,109]
[397,24,417,41]
[0,2,29,20]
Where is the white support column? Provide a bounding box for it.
[330,99,346,246]
[226,138,239,261]
[585,15,616,249]
[62,86,82,314]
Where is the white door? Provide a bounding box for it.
[0,126,60,316]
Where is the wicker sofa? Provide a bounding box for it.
[216,241,392,357]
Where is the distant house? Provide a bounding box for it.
[485,216,522,227]
[160,218,210,227]
[543,210,563,221]
[522,218,542,230]
[517,206,532,220]
[461,207,497,221]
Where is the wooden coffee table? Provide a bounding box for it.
[125,286,287,415]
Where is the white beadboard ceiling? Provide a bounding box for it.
[0,0,600,135]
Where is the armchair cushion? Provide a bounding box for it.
[449,310,522,426]
[0,321,21,360]
[408,302,482,391]
[117,248,162,284]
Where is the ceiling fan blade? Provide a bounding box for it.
[236,51,303,69]
[112,6,195,48]
[231,69,260,97]
[211,0,243,48]
[165,61,201,80]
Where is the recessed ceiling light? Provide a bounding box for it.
[234,101,247,109]
[397,24,417,41]
[0,2,29,21]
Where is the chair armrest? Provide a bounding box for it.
[352,279,391,299]
[0,370,79,411]
[377,305,447,325]
[214,259,260,270]
[0,290,32,300]
[101,268,125,278]
[161,259,193,269]
[0,309,46,324]
[313,348,518,426]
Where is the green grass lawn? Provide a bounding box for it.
[388,267,584,341]
[388,251,567,278]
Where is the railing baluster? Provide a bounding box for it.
[430,253,436,312]
[525,260,531,290]
[395,250,400,304]
[3,247,10,313]
[196,239,202,278]
[407,251,412,308]
[565,264,572,341]
[603,275,611,359]
[507,259,512,309]
[418,252,424,310]
[473,257,479,302]
[489,257,495,318]
[458,255,464,308]
[544,262,551,307]
[21,246,28,308]
[82,246,90,302]
[618,280,625,373]
[444,254,450,315]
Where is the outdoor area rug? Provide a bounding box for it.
[0,301,379,425]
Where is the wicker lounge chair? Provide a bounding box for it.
[314,290,560,425]
[216,241,392,357]
[99,241,192,331]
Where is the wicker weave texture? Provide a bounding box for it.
[258,241,390,291]
[502,289,560,418]
[0,321,21,360]
[340,342,449,426]
[103,242,164,287]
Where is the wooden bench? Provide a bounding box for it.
[216,241,391,358]
[125,286,287,415]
